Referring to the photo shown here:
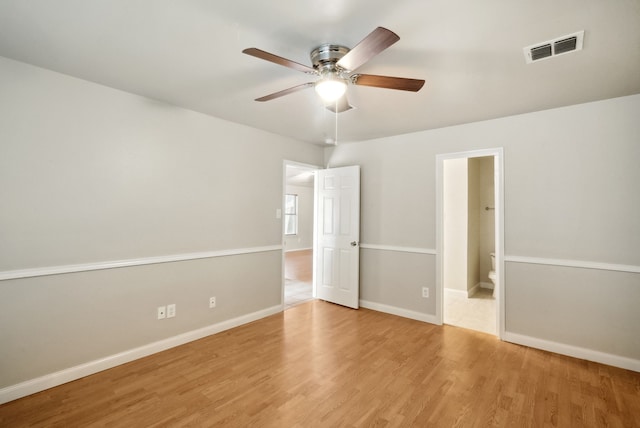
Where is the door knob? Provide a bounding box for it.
[350,241,358,247]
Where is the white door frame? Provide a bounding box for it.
[282,160,321,309]
[435,148,505,338]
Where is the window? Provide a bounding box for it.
[284,194,298,235]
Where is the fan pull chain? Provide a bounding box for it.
[334,100,339,146]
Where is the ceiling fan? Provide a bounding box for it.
[242,27,425,113]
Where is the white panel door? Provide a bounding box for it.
[314,165,360,309]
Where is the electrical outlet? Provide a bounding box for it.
[422,287,429,298]
[157,306,166,319]
[167,304,176,318]
[209,296,216,308]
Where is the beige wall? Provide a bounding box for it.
[442,156,494,294]
[326,93,640,363]
[467,158,481,291]
[0,56,323,388]
[443,158,468,291]
[478,157,495,284]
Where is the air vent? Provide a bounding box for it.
[554,36,577,54]
[524,31,584,64]
[531,44,552,61]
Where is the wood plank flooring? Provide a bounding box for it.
[284,249,312,283]
[1,300,639,427]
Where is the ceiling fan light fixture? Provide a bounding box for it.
[243,27,425,113]
[314,77,347,103]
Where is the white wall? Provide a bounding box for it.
[325,94,640,369]
[283,184,314,251]
[0,56,323,393]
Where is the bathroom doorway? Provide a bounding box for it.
[436,149,504,337]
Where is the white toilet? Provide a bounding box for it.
[488,252,497,297]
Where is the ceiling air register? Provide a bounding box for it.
[524,31,584,63]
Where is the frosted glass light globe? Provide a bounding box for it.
[315,78,347,103]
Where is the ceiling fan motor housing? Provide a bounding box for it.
[310,44,350,74]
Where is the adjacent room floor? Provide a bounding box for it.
[284,249,313,310]
[284,278,313,310]
[444,287,496,335]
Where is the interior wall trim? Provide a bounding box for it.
[0,245,283,282]
[503,331,640,373]
[0,304,283,405]
[504,255,640,274]
[359,244,436,255]
[360,299,439,325]
[284,247,313,253]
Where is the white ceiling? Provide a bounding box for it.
[1,1,638,145]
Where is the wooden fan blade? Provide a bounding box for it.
[352,74,425,92]
[255,82,315,102]
[242,48,316,74]
[336,27,400,72]
[325,95,353,113]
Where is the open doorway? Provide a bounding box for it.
[436,149,504,338]
[283,162,319,309]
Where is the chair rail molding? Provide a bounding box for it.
[504,255,640,274]
[0,245,283,281]
[359,243,436,255]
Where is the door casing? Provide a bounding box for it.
[435,148,505,338]
[282,160,321,308]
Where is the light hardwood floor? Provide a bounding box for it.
[1,300,639,427]
[284,249,312,283]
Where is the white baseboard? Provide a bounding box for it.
[479,281,494,290]
[444,287,467,298]
[0,305,283,405]
[503,331,640,373]
[360,300,439,325]
[468,283,481,297]
[446,284,493,298]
